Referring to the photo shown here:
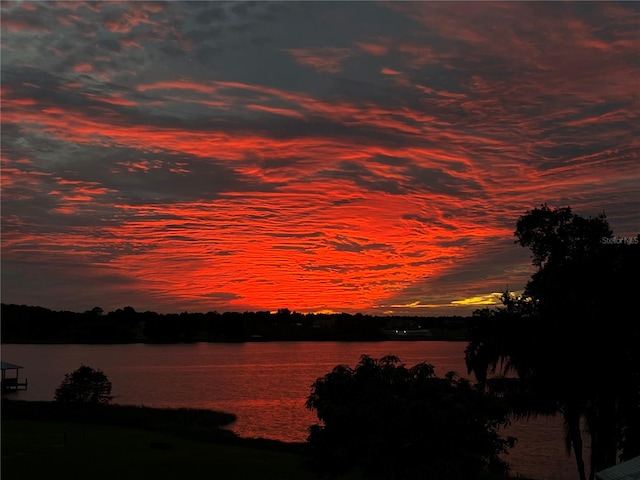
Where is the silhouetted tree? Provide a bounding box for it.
[465,205,640,480]
[84,306,104,316]
[305,355,514,480]
[54,365,113,404]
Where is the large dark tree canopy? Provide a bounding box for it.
[514,205,613,269]
[305,355,515,480]
[465,205,640,480]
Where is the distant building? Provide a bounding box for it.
[381,319,432,340]
[312,317,336,329]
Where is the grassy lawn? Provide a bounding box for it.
[1,400,532,480]
[2,419,326,480]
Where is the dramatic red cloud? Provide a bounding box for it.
[85,190,503,313]
[1,1,637,315]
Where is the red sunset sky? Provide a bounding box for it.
[1,1,638,316]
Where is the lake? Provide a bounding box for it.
[1,341,581,480]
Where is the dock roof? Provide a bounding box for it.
[1,361,23,370]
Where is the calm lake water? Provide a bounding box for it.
[1,342,582,480]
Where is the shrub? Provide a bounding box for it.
[54,365,113,404]
[305,355,515,480]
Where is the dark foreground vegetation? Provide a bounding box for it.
[305,355,516,480]
[2,399,527,480]
[466,205,640,480]
[2,363,525,479]
[1,304,467,343]
[1,399,324,480]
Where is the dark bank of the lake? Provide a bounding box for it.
[1,341,583,480]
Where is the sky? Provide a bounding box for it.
[1,1,638,317]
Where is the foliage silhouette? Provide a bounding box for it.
[305,355,515,480]
[465,204,640,480]
[55,365,113,404]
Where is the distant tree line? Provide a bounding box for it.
[0,303,469,344]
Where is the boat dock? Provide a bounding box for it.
[1,361,28,392]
